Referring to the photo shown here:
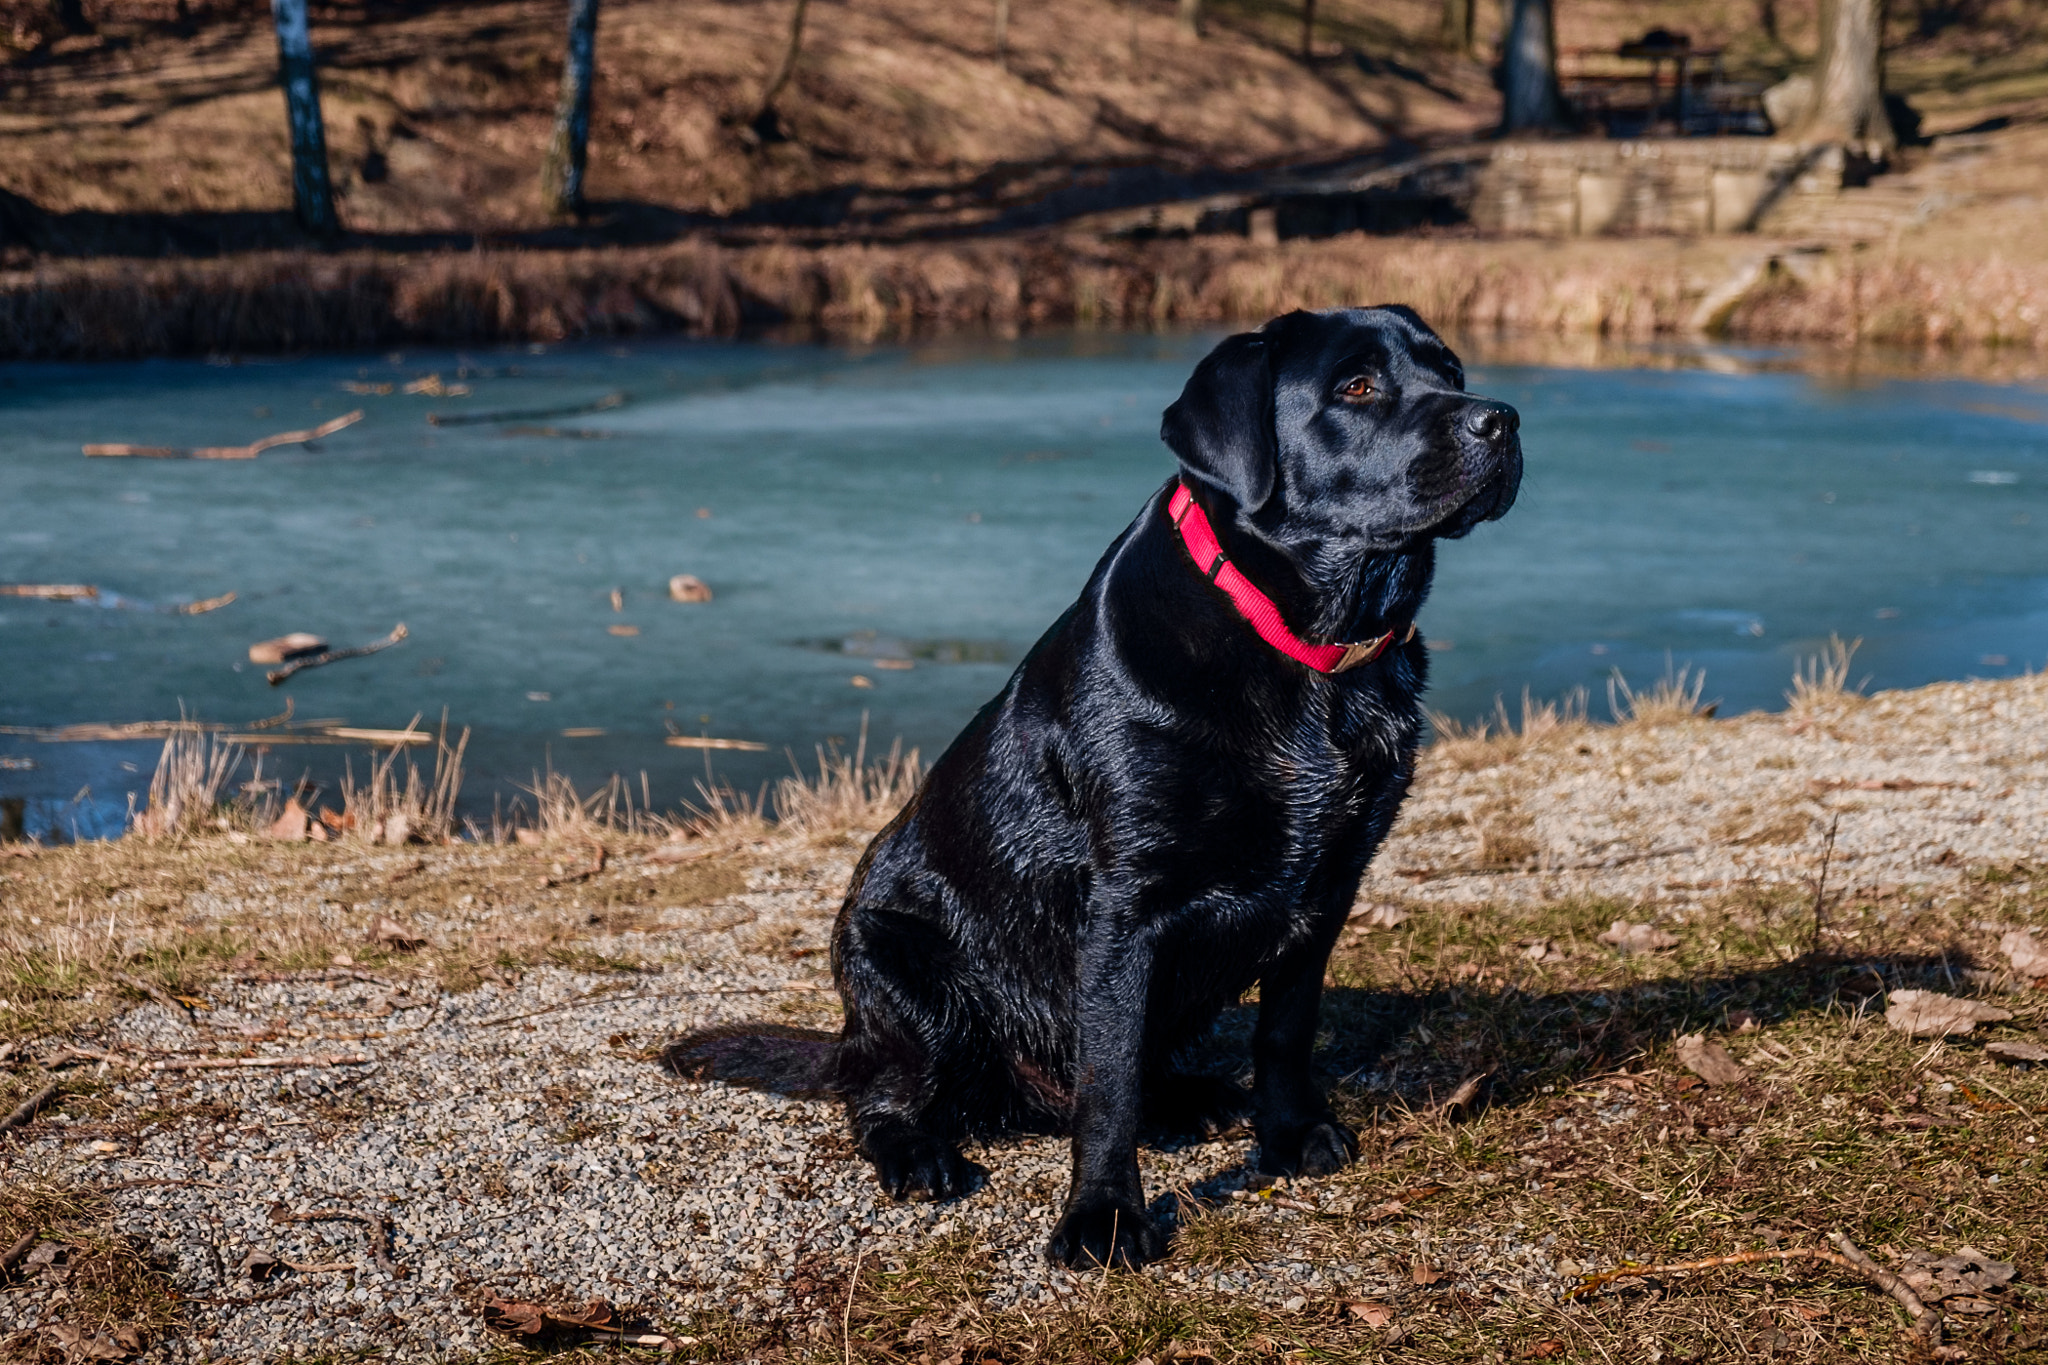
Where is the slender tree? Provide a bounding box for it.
[1179,0,1201,37]
[993,0,1009,58]
[752,0,811,137]
[53,0,93,36]
[1797,0,1894,152]
[270,0,338,236]
[1500,0,1568,133]
[1439,0,1474,53]
[541,0,600,217]
[1300,0,1316,58]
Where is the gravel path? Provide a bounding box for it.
[3,673,2043,1361]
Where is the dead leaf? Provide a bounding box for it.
[1519,937,1566,962]
[483,1295,548,1336]
[1898,1247,2017,1300]
[1726,1008,1760,1032]
[368,915,426,951]
[2001,930,2048,980]
[1348,903,1410,929]
[40,1323,142,1361]
[1986,1039,2048,1064]
[1434,1074,1486,1114]
[1411,1261,1446,1286]
[239,1248,282,1279]
[1597,921,1679,955]
[1343,1300,1394,1327]
[1943,1296,2001,1315]
[266,800,309,842]
[1519,1342,1566,1360]
[1884,989,2014,1037]
[1673,1034,1747,1086]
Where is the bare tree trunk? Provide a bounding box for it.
[270,0,338,236]
[1439,0,1473,53]
[993,0,1009,57]
[1179,0,1201,37]
[1798,0,1894,152]
[52,0,93,35]
[754,0,811,132]
[1757,0,1779,44]
[1500,0,1567,133]
[1300,0,1316,58]
[540,0,600,217]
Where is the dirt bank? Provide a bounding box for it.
[2,670,2044,1362]
[5,218,2047,361]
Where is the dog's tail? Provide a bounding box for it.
[662,1023,840,1099]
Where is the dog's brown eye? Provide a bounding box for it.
[1338,376,1375,400]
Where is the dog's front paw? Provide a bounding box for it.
[1045,1196,1165,1270]
[1255,1117,1359,1178]
[861,1126,984,1202]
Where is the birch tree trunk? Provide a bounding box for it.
[270,0,338,236]
[541,0,600,217]
[1799,0,1894,153]
[1500,0,1567,133]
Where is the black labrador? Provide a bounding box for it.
[830,306,1522,1269]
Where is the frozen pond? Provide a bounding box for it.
[2,332,2044,836]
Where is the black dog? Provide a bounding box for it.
[830,306,1521,1269]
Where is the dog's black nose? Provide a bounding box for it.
[1464,402,1519,444]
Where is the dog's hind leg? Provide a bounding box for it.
[833,907,986,1201]
[1142,1072,1251,1140]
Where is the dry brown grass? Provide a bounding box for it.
[1784,635,1867,736]
[338,718,470,845]
[1428,687,1590,771]
[1608,661,1716,727]
[126,727,242,841]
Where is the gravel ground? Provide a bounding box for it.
[3,672,2043,1361]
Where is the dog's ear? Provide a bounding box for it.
[1160,330,1277,511]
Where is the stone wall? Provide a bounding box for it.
[1467,138,1831,236]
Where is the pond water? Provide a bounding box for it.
[3,332,2045,838]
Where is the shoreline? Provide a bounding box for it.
[5,230,2047,364]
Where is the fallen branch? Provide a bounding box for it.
[0,584,97,600]
[267,624,408,685]
[1828,1230,1943,1345]
[1229,1188,1319,1213]
[1572,1235,1944,1347]
[1395,847,1696,881]
[145,1054,369,1072]
[540,839,608,888]
[0,1081,59,1136]
[114,971,197,1024]
[427,391,626,427]
[475,981,826,1029]
[174,591,237,616]
[269,1209,397,1275]
[664,735,771,752]
[84,410,363,460]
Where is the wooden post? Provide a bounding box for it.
[541,0,601,217]
[270,0,338,236]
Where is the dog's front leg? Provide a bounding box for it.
[1251,936,1359,1178]
[1045,925,1166,1270]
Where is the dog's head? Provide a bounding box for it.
[1161,307,1521,549]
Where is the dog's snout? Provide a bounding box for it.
[1464,402,1519,444]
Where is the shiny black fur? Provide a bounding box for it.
[829,307,1523,1269]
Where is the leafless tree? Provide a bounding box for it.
[541,0,600,216]
[270,0,338,235]
[993,0,1009,57]
[1179,0,1202,38]
[1500,0,1568,132]
[752,0,811,138]
[1440,0,1475,53]
[1300,0,1316,58]
[1797,0,1894,152]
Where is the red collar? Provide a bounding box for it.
[1167,482,1412,674]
